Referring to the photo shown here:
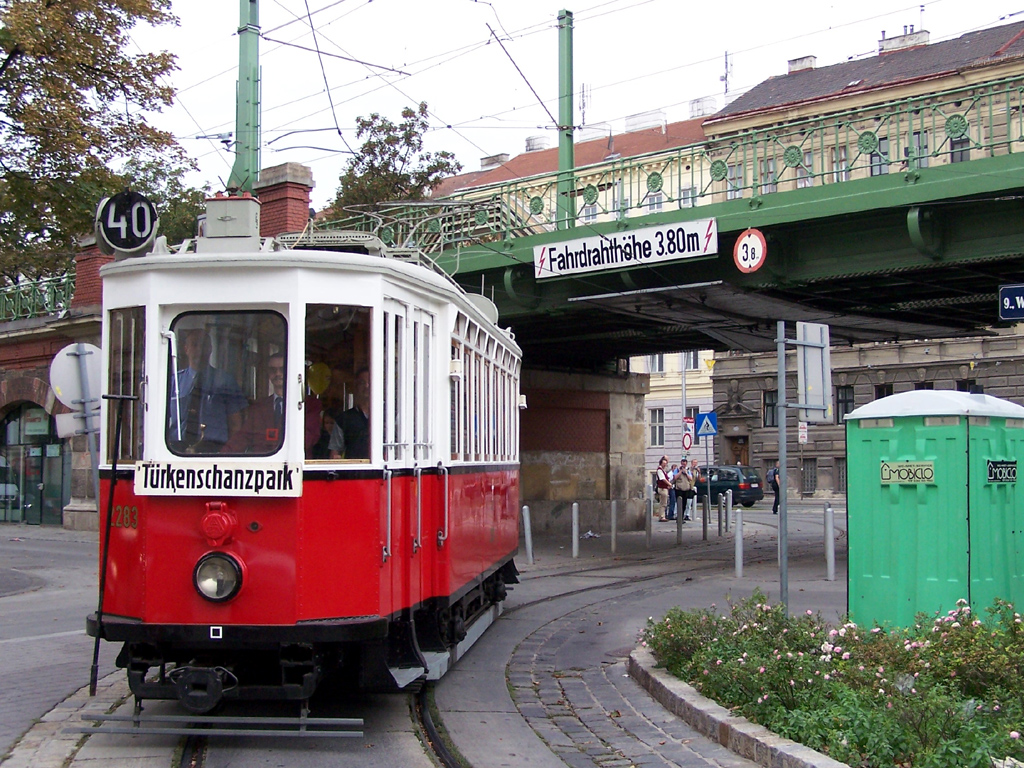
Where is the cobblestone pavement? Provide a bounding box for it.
[510,603,756,768]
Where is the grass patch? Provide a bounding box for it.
[643,590,1024,767]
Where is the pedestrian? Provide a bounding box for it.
[672,458,692,523]
[666,463,679,520]
[686,459,701,520]
[655,456,671,521]
[768,460,781,514]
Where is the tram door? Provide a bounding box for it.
[383,301,435,617]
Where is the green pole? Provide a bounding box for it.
[227,0,261,193]
[556,9,575,230]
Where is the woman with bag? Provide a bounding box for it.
[655,456,671,521]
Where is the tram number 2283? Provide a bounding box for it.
[112,505,139,529]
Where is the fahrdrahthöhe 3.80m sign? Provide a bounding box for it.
[533,218,718,280]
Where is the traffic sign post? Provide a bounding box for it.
[999,284,1024,321]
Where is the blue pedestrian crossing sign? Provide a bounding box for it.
[695,412,717,437]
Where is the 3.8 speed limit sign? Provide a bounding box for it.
[95,191,159,256]
[733,228,767,273]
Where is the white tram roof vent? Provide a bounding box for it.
[276,230,386,257]
[196,193,262,253]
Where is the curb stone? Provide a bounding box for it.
[1,672,130,768]
[628,646,848,768]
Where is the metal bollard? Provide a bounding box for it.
[572,502,580,559]
[676,503,683,545]
[735,505,743,579]
[702,495,709,541]
[611,500,618,554]
[646,496,653,550]
[522,506,534,566]
[725,489,732,533]
[717,495,723,537]
[824,502,835,581]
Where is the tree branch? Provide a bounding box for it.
[0,45,23,81]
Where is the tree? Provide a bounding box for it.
[118,158,208,247]
[0,0,179,280]
[331,102,461,214]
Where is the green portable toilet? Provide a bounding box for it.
[845,390,1024,628]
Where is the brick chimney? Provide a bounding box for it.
[70,235,113,310]
[253,162,315,238]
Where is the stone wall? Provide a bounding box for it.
[520,369,649,533]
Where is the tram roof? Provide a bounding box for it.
[100,244,521,354]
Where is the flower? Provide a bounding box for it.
[1012,731,1021,740]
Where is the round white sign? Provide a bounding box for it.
[682,432,693,451]
[50,343,101,410]
[733,228,767,273]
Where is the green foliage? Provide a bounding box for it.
[0,0,179,278]
[643,593,1024,767]
[331,102,461,213]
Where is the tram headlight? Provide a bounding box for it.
[193,552,243,602]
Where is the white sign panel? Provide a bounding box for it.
[134,461,302,497]
[533,219,718,280]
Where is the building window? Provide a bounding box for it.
[797,151,814,188]
[648,354,664,373]
[581,203,598,223]
[763,389,778,428]
[870,137,890,176]
[909,131,929,169]
[957,379,982,394]
[681,350,699,370]
[649,408,665,447]
[727,163,743,199]
[836,457,847,494]
[950,136,971,163]
[759,158,777,194]
[647,192,663,212]
[680,187,697,208]
[915,381,934,390]
[874,383,893,400]
[831,146,849,182]
[836,385,855,423]
[802,457,817,494]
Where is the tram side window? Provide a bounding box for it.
[108,307,146,462]
[167,311,286,456]
[304,304,372,461]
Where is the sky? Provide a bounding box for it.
[130,0,1024,211]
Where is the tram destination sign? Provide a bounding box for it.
[533,218,718,280]
[135,461,302,497]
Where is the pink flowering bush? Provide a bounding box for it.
[643,591,1024,767]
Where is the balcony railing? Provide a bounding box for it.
[312,74,1024,252]
[0,272,75,322]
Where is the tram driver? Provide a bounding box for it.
[222,352,288,455]
[167,329,246,454]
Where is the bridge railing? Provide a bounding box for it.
[314,74,1024,249]
[0,272,75,322]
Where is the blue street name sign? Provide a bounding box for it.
[999,284,1024,321]
[695,412,718,437]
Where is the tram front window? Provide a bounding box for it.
[167,311,286,456]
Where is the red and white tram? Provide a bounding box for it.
[87,194,521,713]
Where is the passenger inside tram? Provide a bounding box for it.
[304,304,371,461]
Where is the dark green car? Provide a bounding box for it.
[694,465,765,507]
